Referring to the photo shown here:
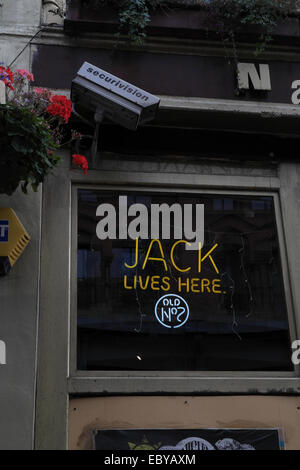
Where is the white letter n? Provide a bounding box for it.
[237,63,271,91]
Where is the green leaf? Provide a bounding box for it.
[11,136,28,154]
[7,130,24,137]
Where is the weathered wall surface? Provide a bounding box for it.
[0,0,43,450]
[0,187,42,449]
[69,395,300,450]
[0,0,42,71]
[1,0,41,28]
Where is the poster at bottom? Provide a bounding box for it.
[94,428,283,450]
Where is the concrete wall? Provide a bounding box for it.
[0,187,42,449]
[0,0,41,70]
[0,0,44,450]
[0,0,64,74]
[1,0,41,28]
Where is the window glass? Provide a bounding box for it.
[77,190,292,371]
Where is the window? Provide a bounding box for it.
[76,190,292,372]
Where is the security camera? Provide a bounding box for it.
[71,62,160,131]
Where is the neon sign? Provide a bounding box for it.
[155,294,189,329]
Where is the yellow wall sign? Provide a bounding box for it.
[0,208,30,272]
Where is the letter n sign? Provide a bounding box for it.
[0,220,9,242]
[237,63,271,91]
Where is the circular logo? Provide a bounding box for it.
[154,294,189,329]
[160,437,215,450]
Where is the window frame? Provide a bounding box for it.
[70,184,299,390]
[35,158,300,450]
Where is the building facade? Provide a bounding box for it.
[1,0,300,450]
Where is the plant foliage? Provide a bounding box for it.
[83,0,164,44]
[201,0,298,55]
[0,105,60,194]
[84,0,298,51]
[0,68,86,195]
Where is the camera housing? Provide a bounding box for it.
[71,62,160,130]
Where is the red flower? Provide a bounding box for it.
[0,66,14,90]
[16,69,34,81]
[72,154,88,175]
[46,95,72,123]
[34,87,50,95]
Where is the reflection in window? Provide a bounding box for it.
[77,191,292,372]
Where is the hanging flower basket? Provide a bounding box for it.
[0,66,88,195]
[0,104,60,194]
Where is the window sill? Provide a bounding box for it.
[68,376,300,395]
